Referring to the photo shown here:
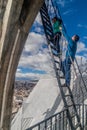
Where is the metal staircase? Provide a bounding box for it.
[40,2,83,130]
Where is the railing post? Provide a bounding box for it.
[85,105,87,130]
[55,116,57,130]
[82,98,84,130]
[50,118,52,130]
[59,113,61,130]
[45,120,47,130]
[38,124,40,130]
[62,111,64,130]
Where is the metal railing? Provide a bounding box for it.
[26,104,87,130]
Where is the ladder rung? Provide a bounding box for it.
[61,83,69,88]
[50,45,59,51]
[75,122,81,129]
[41,13,50,22]
[46,32,52,41]
[47,36,53,42]
[40,8,48,16]
[53,53,58,57]
[71,113,78,118]
[49,39,54,43]
[51,46,58,51]
[45,25,53,33]
[45,29,53,36]
[42,17,51,24]
[44,23,53,32]
[54,60,60,64]
[41,12,49,21]
[42,16,52,27]
[53,52,61,57]
[43,18,52,26]
[43,20,53,29]
[56,68,60,71]
[41,6,48,12]
[50,42,56,47]
[67,103,75,107]
[61,85,67,87]
[40,7,48,13]
[59,76,65,79]
[65,94,71,97]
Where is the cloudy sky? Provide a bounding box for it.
[16,0,87,80]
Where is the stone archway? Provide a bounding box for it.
[0,0,44,129]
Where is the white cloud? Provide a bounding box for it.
[73,55,87,76]
[19,52,53,72]
[34,13,42,25]
[83,36,87,39]
[15,9,57,81]
[77,42,87,53]
[16,71,44,80]
[76,55,87,65]
[63,9,76,15]
[23,32,46,54]
[55,0,73,7]
[34,27,42,33]
[84,53,87,58]
[77,24,82,27]
[16,32,55,80]
[17,69,22,73]
[77,24,87,29]
[16,71,55,80]
[63,10,72,15]
[56,0,65,7]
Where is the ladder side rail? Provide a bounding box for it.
[75,58,87,91]
[40,3,76,130]
[40,2,83,130]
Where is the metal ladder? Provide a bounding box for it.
[40,2,83,130]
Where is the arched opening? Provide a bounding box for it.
[0,0,44,129]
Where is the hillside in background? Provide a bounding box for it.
[12,80,38,119]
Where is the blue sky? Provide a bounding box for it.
[16,0,87,80]
[56,0,87,52]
